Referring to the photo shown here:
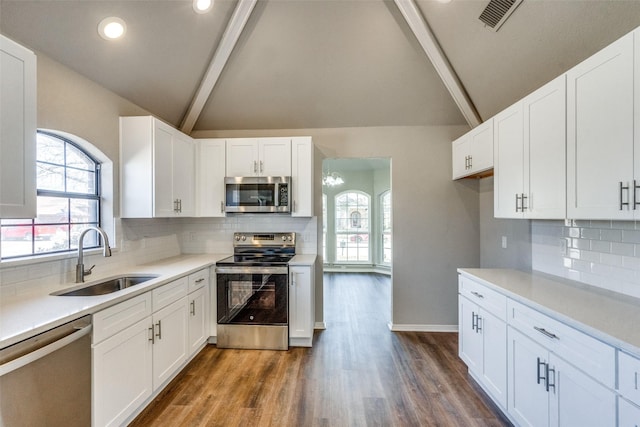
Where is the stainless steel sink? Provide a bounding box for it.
[52,275,159,296]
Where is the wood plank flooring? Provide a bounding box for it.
[130,273,510,427]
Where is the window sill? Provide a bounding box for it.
[1,247,119,268]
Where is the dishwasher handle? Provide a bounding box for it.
[0,317,92,377]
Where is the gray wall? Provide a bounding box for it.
[195,125,478,329]
[479,177,532,270]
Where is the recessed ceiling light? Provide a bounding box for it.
[193,0,213,14]
[98,17,126,40]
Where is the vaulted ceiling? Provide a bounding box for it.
[2,0,640,133]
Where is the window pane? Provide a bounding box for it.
[1,235,33,257]
[71,225,99,249]
[66,144,94,171]
[37,163,65,191]
[70,199,99,224]
[67,168,96,194]
[36,197,69,224]
[36,134,65,165]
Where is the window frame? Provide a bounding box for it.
[380,190,391,266]
[0,130,102,260]
[334,190,371,264]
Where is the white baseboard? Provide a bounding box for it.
[388,323,458,333]
[323,265,391,275]
[314,322,327,330]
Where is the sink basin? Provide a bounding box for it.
[52,275,159,296]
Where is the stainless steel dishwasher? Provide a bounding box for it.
[0,315,92,426]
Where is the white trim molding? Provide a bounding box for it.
[388,323,458,333]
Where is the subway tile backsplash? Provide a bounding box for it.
[532,219,640,298]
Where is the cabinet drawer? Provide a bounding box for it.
[188,269,209,293]
[93,293,152,344]
[459,275,507,321]
[619,351,640,405]
[507,299,615,388]
[152,277,188,311]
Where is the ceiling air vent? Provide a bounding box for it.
[478,0,523,32]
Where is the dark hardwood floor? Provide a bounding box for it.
[130,273,510,427]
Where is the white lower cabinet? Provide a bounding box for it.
[619,397,640,426]
[92,271,209,427]
[459,295,507,409]
[507,327,615,427]
[289,264,314,347]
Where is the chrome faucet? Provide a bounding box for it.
[76,226,112,283]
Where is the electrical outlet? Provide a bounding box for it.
[501,236,507,249]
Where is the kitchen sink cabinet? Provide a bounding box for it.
[452,118,493,180]
[196,138,226,217]
[458,276,507,409]
[291,137,314,217]
[619,397,640,426]
[494,76,566,219]
[92,275,201,426]
[120,116,195,218]
[567,29,637,220]
[0,35,36,219]
[289,264,314,347]
[226,137,291,177]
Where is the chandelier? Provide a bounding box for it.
[322,171,344,187]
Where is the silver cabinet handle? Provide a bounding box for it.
[521,193,528,211]
[220,200,225,213]
[149,325,155,344]
[253,160,258,173]
[471,291,484,299]
[634,180,640,210]
[468,155,473,170]
[534,326,559,340]
[471,312,477,331]
[260,160,263,173]
[293,200,296,213]
[537,357,546,385]
[515,194,521,212]
[195,278,205,283]
[620,181,630,210]
[190,300,196,316]
[155,320,162,340]
[546,364,556,393]
[635,371,638,390]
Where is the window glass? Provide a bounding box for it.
[335,191,370,263]
[1,131,101,259]
[381,191,392,265]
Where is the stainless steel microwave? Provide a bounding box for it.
[224,176,291,213]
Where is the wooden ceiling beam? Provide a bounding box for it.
[180,0,258,134]
[394,0,482,128]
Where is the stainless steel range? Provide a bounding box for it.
[215,232,295,350]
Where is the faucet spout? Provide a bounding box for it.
[76,226,112,283]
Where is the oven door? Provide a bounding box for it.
[216,266,288,325]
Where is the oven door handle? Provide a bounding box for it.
[215,266,289,275]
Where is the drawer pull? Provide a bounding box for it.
[195,278,205,283]
[534,326,559,340]
[471,291,484,299]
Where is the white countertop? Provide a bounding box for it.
[0,252,317,350]
[0,254,227,349]
[458,268,640,357]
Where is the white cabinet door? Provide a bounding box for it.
[92,318,153,427]
[0,35,36,218]
[259,138,291,176]
[188,286,207,356]
[291,137,314,217]
[289,265,314,346]
[525,75,567,219]
[508,327,550,427]
[152,120,176,217]
[152,297,188,389]
[493,102,524,218]
[451,135,471,179]
[173,133,195,216]
[468,119,494,175]
[196,139,226,217]
[226,138,258,177]
[480,309,507,409]
[567,31,635,219]
[458,296,482,372]
[619,398,640,427]
[549,354,616,427]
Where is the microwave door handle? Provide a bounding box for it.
[274,183,280,207]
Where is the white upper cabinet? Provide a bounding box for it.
[226,138,291,177]
[452,119,493,180]
[196,139,226,217]
[0,35,36,219]
[567,30,635,219]
[120,116,195,218]
[291,137,314,217]
[494,76,566,219]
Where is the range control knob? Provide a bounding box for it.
[241,235,247,241]
[234,235,240,241]
[281,235,286,241]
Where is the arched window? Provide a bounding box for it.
[335,191,370,263]
[1,130,101,258]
